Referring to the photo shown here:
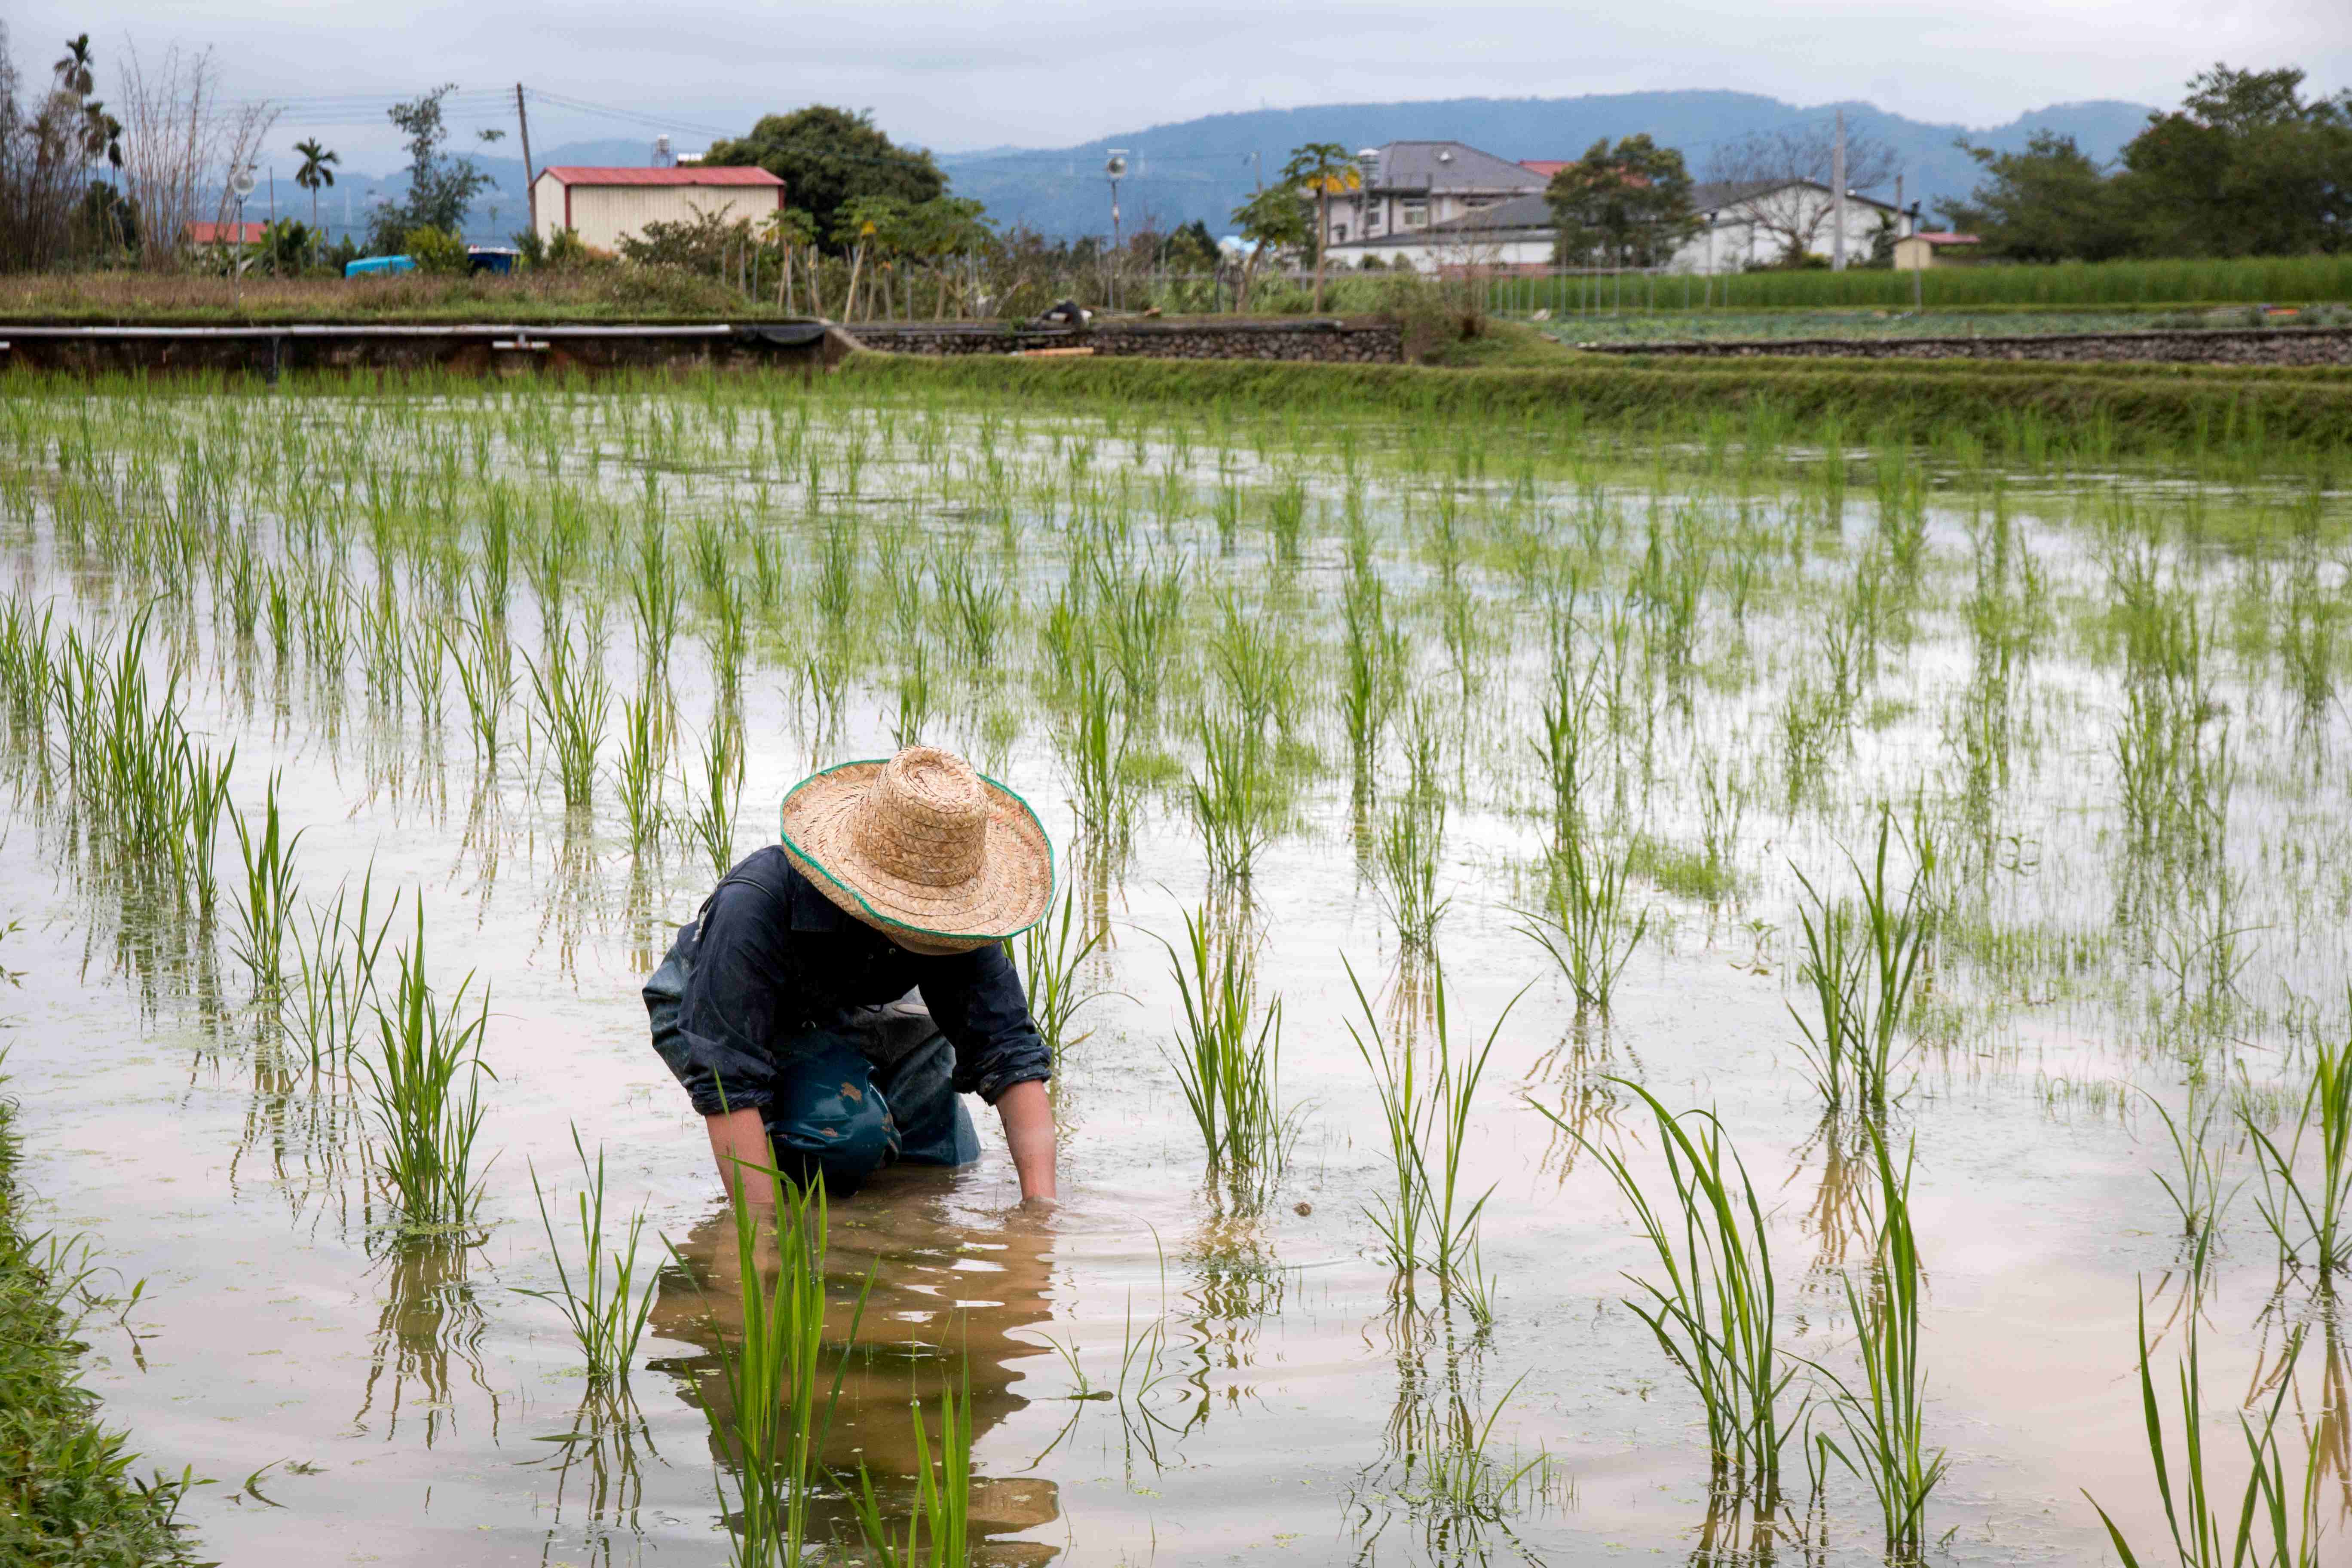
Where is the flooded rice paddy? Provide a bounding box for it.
[0,378,2347,1567]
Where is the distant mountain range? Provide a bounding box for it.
[934,91,2156,239]
[293,93,2156,247]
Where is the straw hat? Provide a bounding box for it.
[779,747,1053,956]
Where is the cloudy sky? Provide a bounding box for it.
[11,0,2348,172]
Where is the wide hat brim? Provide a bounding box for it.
[779,760,1054,955]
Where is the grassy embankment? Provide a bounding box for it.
[839,332,2352,459]
[0,1084,198,1565]
[1482,251,2352,314]
[0,270,799,325]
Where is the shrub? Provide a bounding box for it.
[402,226,469,275]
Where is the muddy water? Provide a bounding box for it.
[0,388,2346,1567]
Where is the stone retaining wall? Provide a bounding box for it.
[1582,326,2352,367]
[842,319,1404,364]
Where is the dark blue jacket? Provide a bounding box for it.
[653,845,1050,1118]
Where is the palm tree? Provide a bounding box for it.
[53,35,95,96]
[1280,141,1359,312]
[294,140,340,232]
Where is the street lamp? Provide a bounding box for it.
[1104,150,1128,309]
[230,165,257,309]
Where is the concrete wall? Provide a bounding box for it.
[1582,326,2352,366]
[842,319,1404,363]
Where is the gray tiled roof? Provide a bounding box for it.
[1362,141,1548,195]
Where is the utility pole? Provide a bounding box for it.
[1830,109,1847,272]
[515,84,537,236]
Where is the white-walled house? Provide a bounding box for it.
[530,166,786,252]
[1327,177,1909,275]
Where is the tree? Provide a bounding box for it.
[370,85,489,251]
[1937,132,2133,262]
[1229,182,1310,313]
[1706,119,1899,265]
[704,107,944,247]
[1545,134,1700,269]
[294,138,339,232]
[1282,141,1357,311]
[2117,64,2352,256]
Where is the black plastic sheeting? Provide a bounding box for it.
[733,323,830,349]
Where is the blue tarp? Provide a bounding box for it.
[344,255,413,277]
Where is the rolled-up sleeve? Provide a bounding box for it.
[666,879,794,1117]
[919,943,1051,1104]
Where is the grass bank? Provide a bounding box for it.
[1482,252,2352,313]
[0,270,799,325]
[0,1086,199,1566]
[836,348,2352,458]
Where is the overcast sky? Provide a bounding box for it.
[10,0,2348,173]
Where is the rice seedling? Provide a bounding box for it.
[1788,815,1930,1117]
[182,743,234,916]
[230,772,303,995]
[512,1126,658,1392]
[1161,907,1287,1178]
[1536,1078,1791,1504]
[615,680,667,851]
[688,718,744,882]
[286,870,401,1072]
[445,617,514,763]
[526,623,610,814]
[1807,1122,1948,1562]
[1519,832,1650,1012]
[1340,567,1404,784]
[1059,646,1128,836]
[357,911,494,1229]
[938,554,1007,667]
[2242,1009,2352,1278]
[1346,958,1516,1311]
[2084,1292,2319,1568]
[1017,885,1113,1063]
[891,642,934,750]
[1186,725,1279,884]
[629,525,680,673]
[1535,651,1602,851]
[848,1380,973,1568]
[1375,791,1450,953]
[2147,1093,2236,1267]
[1265,476,1308,564]
[693,1168,873,1568]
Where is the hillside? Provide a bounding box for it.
[935,91,2153,240]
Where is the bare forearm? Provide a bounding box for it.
[706,1107,775,1207]
[995,1079,1057,1202]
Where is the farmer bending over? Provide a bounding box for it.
[645,746,1057,1207]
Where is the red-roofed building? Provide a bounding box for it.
[185,220,267,246]
[530,165,785,251]
[1518,160,1570,181]
[1893,230,1981,270]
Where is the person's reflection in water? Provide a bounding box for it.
[648,1164,1063,1566]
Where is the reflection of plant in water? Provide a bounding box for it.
[1528,1012,1626,1185]
[529,1395,656,1556]
[352,1236,498,1446]
[1786,1113,1872,1279]
[1347,1313,1567,1568]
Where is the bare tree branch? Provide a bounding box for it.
[1706,122,1898,264]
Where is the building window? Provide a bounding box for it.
[1402,203,1428,229]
